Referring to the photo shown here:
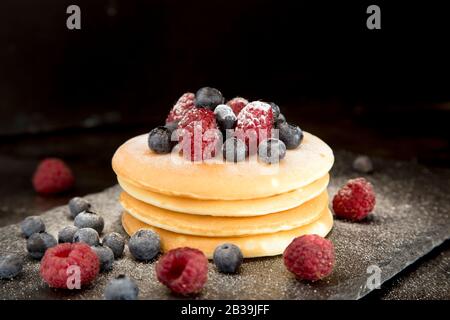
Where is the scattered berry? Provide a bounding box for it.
[20,216,45,238]
[128,229,160,261]
[32,158,75,194]
[148,126,174,154]
[102,232,125,259]
[258,138,286,164]
[166,92,195,124]
[222,137,247,162]
[58,225,79,243]
[73,228,100,246]
[68,197,91,219]
[278,122,303,149]
[213,243,243,274]
[0,254,23,279]
[214,104,237,130]
[26,232,57,260]
[40,243,99,288]
[274,113,287,128]
[332,177,376,221]
[283,234,335,281]
[156,247,208,295]
[268,102,281,120]
[91,245,114,272]
[104,275,139,300]
[227,97,248,116]
[352,155,374,174]
[164,121,179,133]
[74,210,104,234]
[195,87,224,110]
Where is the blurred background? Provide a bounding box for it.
[0,0,449,223]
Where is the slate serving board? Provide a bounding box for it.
[1,151,449,300]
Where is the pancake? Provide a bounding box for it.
[121,207,333,258]
[117,174,329,216]
[120,190,328,237]
[112,131,334,200]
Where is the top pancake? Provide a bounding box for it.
[112,131,334,200]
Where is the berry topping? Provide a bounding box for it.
[222,137,247,162]
[195,87,224,110]
[91,245,114,272]
[58,225,79,243]
[73,210,104,234]
[104,275,139,300]
[258,138,286,164]
[352,155,374,173]
[283,234,335,281]
[278,122,303,149]
[68,197,91,219]
[148,126,174,154]
[40,243,99,288]
[268,102,281,120]
[102,232,125,259]
[0,254,23,279]
[166,92,195,124]
[26,232,57,260]
[128,229,160,261]
[156,247,208,295]
[32,158,75,194]
[214,104,237,130]
[20,216,45,238]
[213,243,243,274]
[274,113,287,128]
[73,228,100,246]
[227,97,248,116]
[332,177,376,221]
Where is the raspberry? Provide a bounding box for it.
[283,234,335,281]
[166,92,195,124]
[227,97,248,116]
[177,107,220,161]
[40,243,99,288]
[332,177,376,221]
[32,158,75,194]
[155,247,208,295]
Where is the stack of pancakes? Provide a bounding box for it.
[112,132,334,258]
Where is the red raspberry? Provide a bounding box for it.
[177,107,220,161]
[227,97,249,116]
[32,158,75,194]
[166,92,195,124]
[332,177,376,221]
[40,243,99,288]
[155,247,208,295]
[283,234,335,281]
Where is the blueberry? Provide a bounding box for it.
[148,126,173,154]
[128,229,160,261]
[274,113,286,128]
[353,155,374,173]
[223,137,247,162]
[74,210,104,234]
[73,227,100,246]
[20,216,45,238]
[214,104,237,130]
[0,254,23,279]
[26,232,57,260]
[278,122,303,149]
[68,197,91,219]
[58,225,79,243]
[102,232,125,259]
[92,245,114,272]
[269,102,281,119]
[213,243,243,274]
[258,138,287,164]
[104,275,139,300]
[164,121,179,133]
[195,87,224,110]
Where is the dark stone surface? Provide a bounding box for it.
[0,151,449,299]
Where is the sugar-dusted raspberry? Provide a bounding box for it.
[166,92,195,124]
[226,97,249,116]
[40,243,99,288]
[283,234,335,281]
[155,247,208,295]
[332,177,376,221]
[32,158,75,194]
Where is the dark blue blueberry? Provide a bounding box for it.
[269,102,281,119]
[278,122,303,150]
[26,232,57,260]
[73,227,100,246]
[148,126,173,154]
[258,138,287,164]
[213,243,243,274]
[214,104,237,130]
[195,87,224,110]
[20,216,45,238]
[222,137,247,162]
[102,232,125,259]
[128,229,160,261]
[74,210,104,234]
[104,275,139,300]
[164,121,179,133]
[0,254,23,279]
[68,197,91,219]
[58,225,79,243]
[274,113,286,128]
[92,245,114,272]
